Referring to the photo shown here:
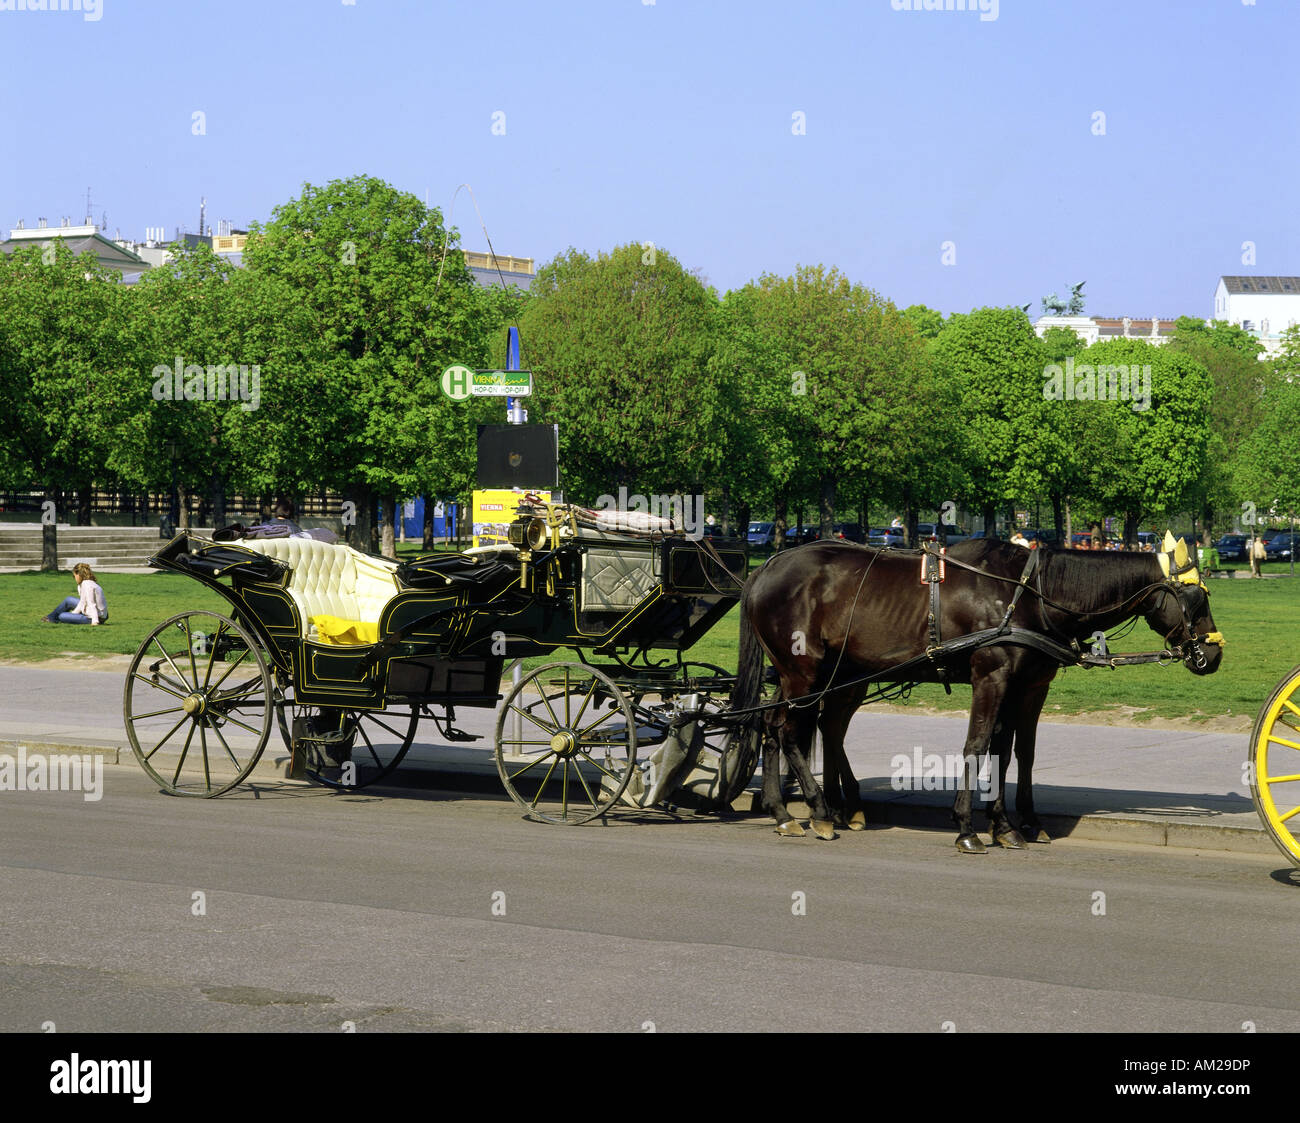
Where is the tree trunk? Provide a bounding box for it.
[178,483,191,530]
[903,483,918,547]
[1123,512,1138,549]
[41,486,57,572]
[774,493,788,550]
[819,471,835,541]
[735,499,751,542]
[77,485,92,527]
[350,484,376,553]
[1051,494,1064,547]
[380,498,396,559]
[209,471,226,531]
[982,502,995,540]
[422,498,435,551]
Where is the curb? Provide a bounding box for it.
[1,736,1279,858]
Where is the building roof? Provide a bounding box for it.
[0,230,146,270]
[1219,276,1300,295]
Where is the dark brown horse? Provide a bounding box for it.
[730,538,1224,852]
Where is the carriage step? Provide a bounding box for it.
[441,727,480,742]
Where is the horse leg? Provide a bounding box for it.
[818,692,867,830]
[953,660,1008,854]
[984,698,1026,850]
[780,703,837,839]
[1012,679,1054,843]
[761,712,803,837]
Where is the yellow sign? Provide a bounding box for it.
[472,489,550,548]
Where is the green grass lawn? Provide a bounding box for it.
[2,566,1294,725]
[4,571,228,660]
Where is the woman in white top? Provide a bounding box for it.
[43,563,108,625]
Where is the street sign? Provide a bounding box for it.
[441,365,474,401]
[471,369,532,397]
[441,367,532,400]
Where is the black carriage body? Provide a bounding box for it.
[149,529,746,707]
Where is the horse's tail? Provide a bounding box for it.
[731,568,767,731]
[715,568,769,806]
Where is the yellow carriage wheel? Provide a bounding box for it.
[1249,665,1300,866]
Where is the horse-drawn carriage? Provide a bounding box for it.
[122,500,757,823]
[125,516,1250,856]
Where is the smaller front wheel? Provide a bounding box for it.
[495,662,637,824]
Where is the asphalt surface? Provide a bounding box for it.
[2,766,1298,1034]
[0,662,1273,855]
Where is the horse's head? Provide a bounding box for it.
[1143,536,1224,676]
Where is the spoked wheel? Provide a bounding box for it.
[495,661,637,824]
[1250,665,1300,867]
[279,701,419,791]
[123,610,272,796]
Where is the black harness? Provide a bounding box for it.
[718,542,1211,724]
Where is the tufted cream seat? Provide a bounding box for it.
[231,537,400,635]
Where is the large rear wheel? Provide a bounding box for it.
[123,610,272,796]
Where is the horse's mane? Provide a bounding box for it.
[951,539,1161,616]
[1034,546,1160,615]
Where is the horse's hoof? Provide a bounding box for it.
[776,820,806,838]
[955,834,987,855]
[994,828,1027,850]
[811,819,837,840]
[846,810,867,831]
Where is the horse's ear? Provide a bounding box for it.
[1174,537,1190,570]
[1162,530,1177,554]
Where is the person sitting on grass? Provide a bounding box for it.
[43,563,108,625]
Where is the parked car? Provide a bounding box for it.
[867,526,904,548]
[1215,534,1248,562]
[747,521,776,549]
[1023,528,1059,546]
[1265,533,1299,560]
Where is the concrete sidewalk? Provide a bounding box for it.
[0,662,1276,857]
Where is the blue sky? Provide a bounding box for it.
[1,0,1294,319]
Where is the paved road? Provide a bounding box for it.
[2,762,1297,1034]
[0,662,1271,853]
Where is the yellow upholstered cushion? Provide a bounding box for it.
[311,615,379,646]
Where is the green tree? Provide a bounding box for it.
[0,242,142,565]
[241,174,496,554]
[519,244,723,506]
[933,307,1045,537]
[718,266,942,542]
[1167,318,1269,541]
[1075,339,1212,543]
